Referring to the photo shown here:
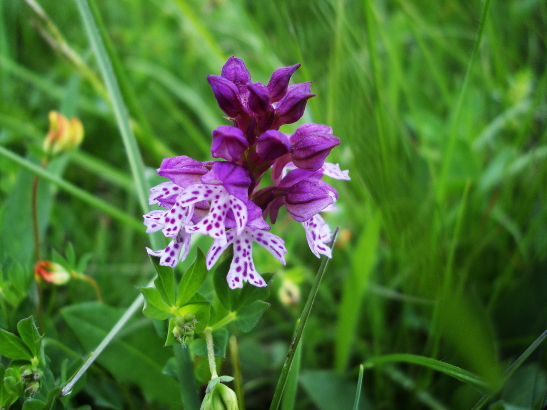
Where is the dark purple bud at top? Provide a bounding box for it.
[211,125,249,162]
[207,75,245,117]
[267,63,301,103]
[290,123,340,171]
[247,82,271,116]
[221,56,252,96]
[275,82,315,126]
[284,179,336,222]
[201,161,251,201]
[256,130,290,161]
[158,156,209,187]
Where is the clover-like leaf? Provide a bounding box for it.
[140,287,171,320]
[0,328,33,361]
[235,300,270,332]
[149,254,175,306]
[17,316,41,359]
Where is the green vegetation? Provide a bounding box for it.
[0,0,546,409]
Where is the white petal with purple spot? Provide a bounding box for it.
[303,214,332,258]
[322,163,350,180]
[162,202,194,237]
[146,231,192,267]
[246,229,287,264]
[148,181,183,205]
[143,210,167,233]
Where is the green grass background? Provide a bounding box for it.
[0,0,546,409]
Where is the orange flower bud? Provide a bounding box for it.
[34,261,71,285]
[43,111,84,157]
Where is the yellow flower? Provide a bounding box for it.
[43,111,84,157]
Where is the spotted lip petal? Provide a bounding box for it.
[147,230,192,268]
[303,214,332,258]
[206,227,287,289]
[148,181,183,206]
[177,184,248,245]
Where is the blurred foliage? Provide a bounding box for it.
[0,0,546,409]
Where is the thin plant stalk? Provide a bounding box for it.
[229,335,245,410]
[269,228,339,410]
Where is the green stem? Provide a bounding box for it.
[61,292,146,396]
[229,335,246,410]
[209,312,237,331]
[269,228,339,410]
[205,328,218,379]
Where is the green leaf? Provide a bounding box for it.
[213,257,235,311]
[235,300,270,333]
[176,248,208,307]
[174,301,211,334]
[233,273,272,312]
[0,364,16,408]
[139,287,171,320]
[213,256,272,312]
[149,254,175,306]
[363,354,491,391]
[22,398,47,410]
[0,328,33,360]
[17,316,41,358]
[61,302,180,408]
[190,328,229,358]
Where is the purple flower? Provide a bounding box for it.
[247,82,271,116]
[145,56,349,289]
[207,75,245,118]
[221,56,251,96]
[256,130,290,161]
[157,156,209,188]
[273,83,315,128]
[290,124,340,171]
[211,125,249,162]
[267,63,301,103]
[206,227,287,289]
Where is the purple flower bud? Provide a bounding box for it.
[256,130,290,161]
[211,125,249,162]
[158,156,209,187]
[274,82,315,126]
[201,161,251,201]
[284,179,336,222]
[207,75,245,117]
[247,82,271,116]
[290,123,340,171]
[267,63,301,103]
[221,56,252,96]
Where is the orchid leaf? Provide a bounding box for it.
[176,248,207,307]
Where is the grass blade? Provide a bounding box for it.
[0,146,142,232]
[353,365,364,410]
[362,353,491,392]
[269,228,339,410]
[73,0,154,238]
[471,329,547,410]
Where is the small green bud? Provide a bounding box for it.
[202,382,238,410]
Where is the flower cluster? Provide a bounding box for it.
[145,57,349,289]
